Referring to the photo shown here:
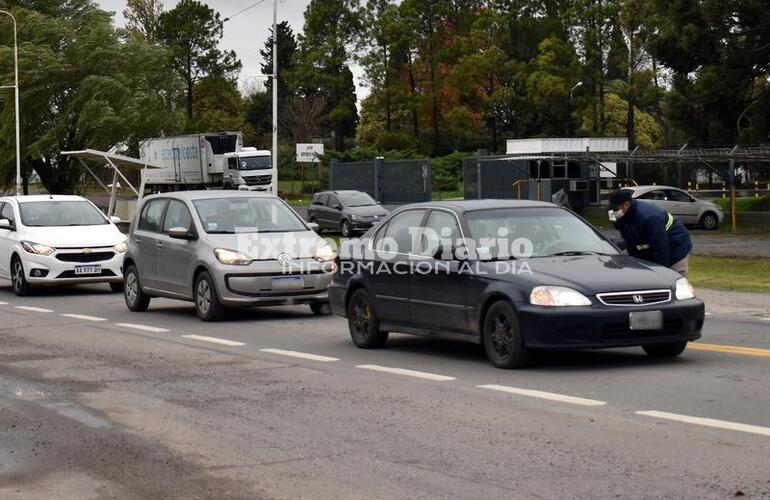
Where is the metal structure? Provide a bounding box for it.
[329,158,432,203]
[0,9,21,196]
[62,149,164,218]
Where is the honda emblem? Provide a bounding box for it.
[632,294,644,304]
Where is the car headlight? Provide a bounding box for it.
[113,240,128,253]
[350,214,364,221]
[314,244,336,262]
[233,177,246,185]
[21,241,55,256]
[530,286,591,307]
[675,277,695,300]
[214,248,253,266]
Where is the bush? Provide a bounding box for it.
[431,152,469,192]
[713,195,770,212]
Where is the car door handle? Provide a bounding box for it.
[134,238,142,244]
[156,242,164,248]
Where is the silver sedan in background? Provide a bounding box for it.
[123,191,334,321]
[621,185,724,230]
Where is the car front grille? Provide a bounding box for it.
[56,251,115,263]
[243,175,272,186]
[56,270,117,279]
[596,289,672,306]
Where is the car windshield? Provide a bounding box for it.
[339,191,376,207]
[19,200,108,227]
[238,156,271,171]
[465,207,618,258]
[193,197,306,234]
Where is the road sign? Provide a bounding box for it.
[296,143,324,163]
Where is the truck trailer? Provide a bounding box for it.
[139,132,275,193]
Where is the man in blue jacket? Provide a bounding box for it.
[609,189,693,276]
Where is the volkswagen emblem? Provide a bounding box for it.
[277,252,293,268]
[632,294,644,304]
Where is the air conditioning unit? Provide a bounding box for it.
[570,180,589,192]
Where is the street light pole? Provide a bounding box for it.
[0,10,21,196]
[569,81,583,137]
[271,0,278,196]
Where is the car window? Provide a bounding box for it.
[420,210,462,256]
[193,197,306,234]
[328,195,342,209]
[162,200,193,233]
[639,190,667,201]
[1,202,14,224]
[19,200,108,227]
[227,157,237,170]
[338,191,376,207]
[380,209,426,255]
[138,199,167,232]
[317,194,329,206]
[665,189,692,202]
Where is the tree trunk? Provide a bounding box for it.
[407,52,419,138]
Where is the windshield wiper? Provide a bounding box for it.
[541,251,611,257]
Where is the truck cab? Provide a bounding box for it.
[223,148,274,192]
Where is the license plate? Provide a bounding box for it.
[271,276,304,291]
[75,265,102,275]
[629,311,663,331]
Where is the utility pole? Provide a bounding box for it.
[1,10,21,195]
[271,0,278,195]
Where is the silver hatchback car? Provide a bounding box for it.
[123,191,334,321]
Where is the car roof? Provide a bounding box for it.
[625,185,682,194]
[0,194,88,204]
[396,199,557,212]
[142,190,278,202]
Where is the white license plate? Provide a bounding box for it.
[629,311,663,330]
[75,265,102,275]
[271,276,304,291]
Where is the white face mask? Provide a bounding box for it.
[608,209,625,222]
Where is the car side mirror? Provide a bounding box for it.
[109,216,122,224]
[307,222,320,232]
[0,219,14,231]
[333,204,342,210]
[168,227,196,240]
[610,237,627,251]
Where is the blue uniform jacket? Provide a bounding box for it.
[614,200,692,267]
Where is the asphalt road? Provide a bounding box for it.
[1,283,769,499]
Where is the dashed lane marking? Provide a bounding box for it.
[181,335,245,347]
[636,410,770,437]
[260,349,338,362]
[688,342,770,358]
[0,301,8,305]
[478,384,607,407]
[114,323,169,333]
[14,306,54,313]
[356,364,455,381]
[60,314,107,322]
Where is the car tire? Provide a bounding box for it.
[483,301,532,369]
[347,288,388,348]
[194,271,225,322]
[310,302,332,316]
[11,257,32,297]
[341,219,351,238]
[124,265,150,312]
[642,341,687,358]
[699,212,719,230]
[109,282,124,293]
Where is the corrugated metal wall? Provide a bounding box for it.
[329,159,431,203]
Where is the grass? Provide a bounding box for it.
[714,195,770,212]
[689,255,770,293]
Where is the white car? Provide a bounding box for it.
[0,195,127,295]
[621,185,724,230]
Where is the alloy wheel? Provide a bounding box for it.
[489,313,513,357]
[196,279,211,317]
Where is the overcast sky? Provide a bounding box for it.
[97,0,368,101]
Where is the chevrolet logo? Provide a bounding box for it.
[83,248,92,254]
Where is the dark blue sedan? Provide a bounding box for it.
[328,200,705,368]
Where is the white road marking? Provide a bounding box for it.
[114,323,169,333]
[0,301,8,305]
[356,364,455,381]
[60,314,107,322]
[636,410,770,437]
[478,384,607,407]
[181,335,245,347]
[260,348,338,362]
[14,306,53,313]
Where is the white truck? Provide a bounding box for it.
[139,132,275,193]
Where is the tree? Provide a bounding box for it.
[157,0,241,122]
[260,20,298,101]
[123,0,164,43]
[292,0,360,150]
[0,1,182,193]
